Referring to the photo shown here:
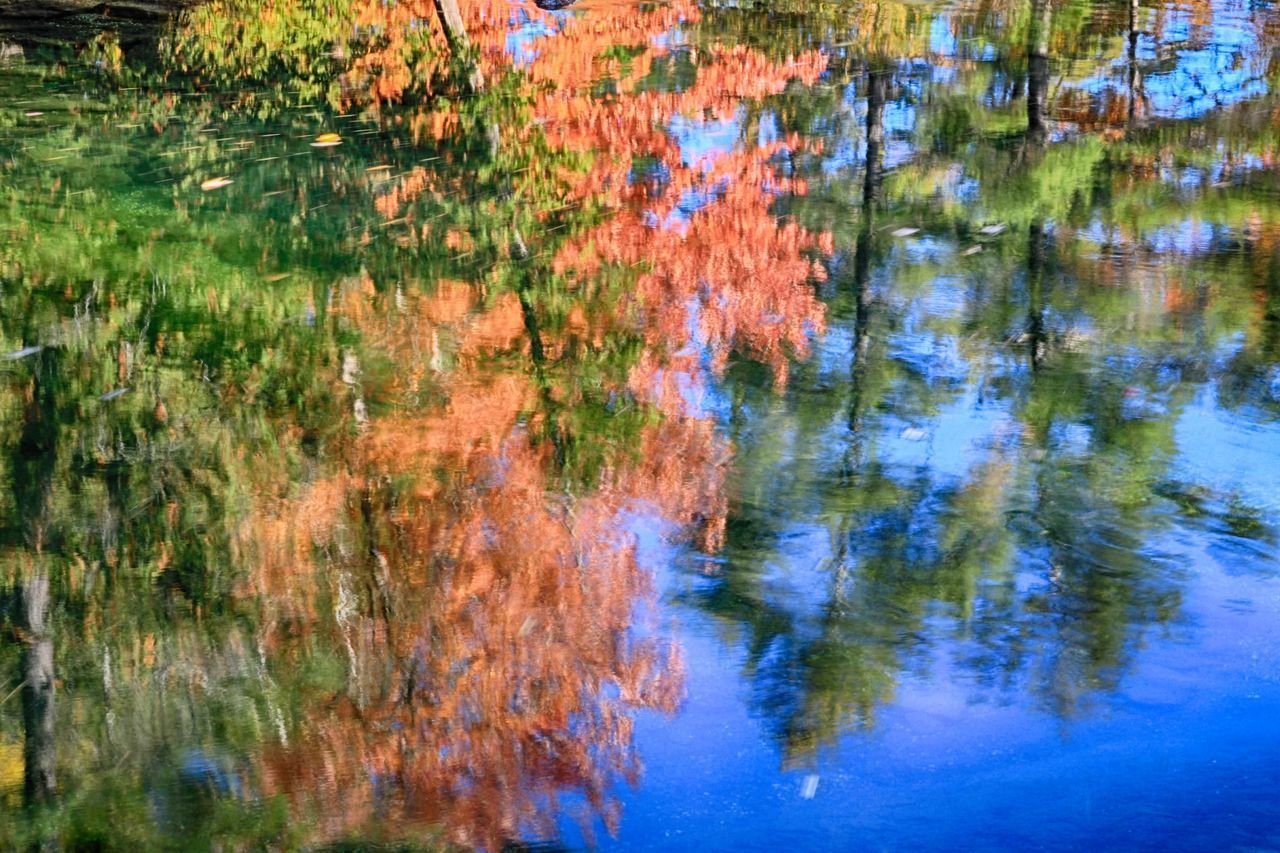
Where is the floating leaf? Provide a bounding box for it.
[801,774,820,800]
[201,176,234,191]
[978,223,1007,235]
[23,111,43,117]
[312,133,343,148]
[264,272,291,282]
[3,345,41,360]
[891,227,920,237]
[962,245,983,256]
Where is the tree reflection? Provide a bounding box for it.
[19,573,55,807]
[0,0,826,846]
[682,0,1280,764]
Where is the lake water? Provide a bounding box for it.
[1,0,1278,848]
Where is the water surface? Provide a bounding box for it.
[1,0,1278,847]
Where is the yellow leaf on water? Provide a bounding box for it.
[312,133,343,148]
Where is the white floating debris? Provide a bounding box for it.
[900,426,927,441]
[24,110,43,117]
[200,176,234,191]
[891,227,920,238]
[962,245,983,256]
[800,774,820,800]
[99,388,131,402]
[978,223,1007,235]
[3,345,41,360]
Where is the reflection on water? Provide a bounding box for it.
[1,0,1278,846]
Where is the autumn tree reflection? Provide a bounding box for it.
[234,258,749,845]
[155,1,831,847]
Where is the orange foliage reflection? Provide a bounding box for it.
[224,1,830,848]
[239,265,734,848]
